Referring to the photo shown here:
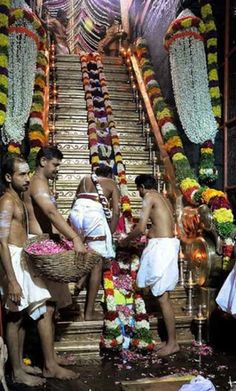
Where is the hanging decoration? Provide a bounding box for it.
[164,14,218,145]
[200,0,221,126]
[2,10,39,145]
[135,38,235,264]
[164,12,219,184]
[4,7,47,169]
[0,0,10,128]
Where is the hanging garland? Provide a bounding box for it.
[164,14,218,185]
[1,7,47,168]
[0,0,10,127]
[135,38,235,264]
[200,0,221,126]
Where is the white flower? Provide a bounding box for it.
[135,320,149,329]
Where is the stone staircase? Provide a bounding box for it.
[51,54,195,358]
[53,54,152,219]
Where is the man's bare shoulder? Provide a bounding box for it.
[0,193,14,209]
[30,175,49,193]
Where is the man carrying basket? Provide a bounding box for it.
[0,155,79,385]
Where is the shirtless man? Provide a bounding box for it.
[69,164,120,320]
[0,155,49,386]
[25,146,86,379]
[97,16,120,56]
[120,174,180,357]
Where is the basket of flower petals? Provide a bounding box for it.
[23,234,102,283]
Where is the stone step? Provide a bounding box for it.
[54,122,143,133]
[54,100,137,111]
[55,314,195,357]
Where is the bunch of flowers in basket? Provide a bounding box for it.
[26,238,73,255]
[80,51,132,219]
[135,37,235,263]
[101,252,155,351]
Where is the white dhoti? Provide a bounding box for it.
[0,244,72,319]
[69,195,115,259]
[216,264,236,316]
[137,237,180,297]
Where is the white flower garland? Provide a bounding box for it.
[168,22,218,144]
[2,29,37,144]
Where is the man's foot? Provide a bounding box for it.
[156,343,180,357]
[55,353,76,366]
[43,363,79,380]
[154,341,166,351]
[13,370,45,386]
[84,311,104,321]
[22,364,42,375]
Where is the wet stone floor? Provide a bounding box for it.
[5,344,236,391]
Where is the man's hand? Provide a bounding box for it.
[8,280,23,305]
[73,236,87,254]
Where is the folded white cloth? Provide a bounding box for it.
[179,375,216,391]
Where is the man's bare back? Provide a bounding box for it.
[143,190,175,238]
[76,175,117,201]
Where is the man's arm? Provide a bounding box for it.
[120,194,153,245]
[0,198,23,304]
[30,180,86,253]
[110,181,120,234]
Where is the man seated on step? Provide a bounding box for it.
[69,164,120,321]
[0,155,78,385]
[119,174,180,357]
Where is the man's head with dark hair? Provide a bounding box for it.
[1,154,30,193]
[135,174,157,190]
[1,155,27,186]
[36,146,63,180]
[57,9,68,26]
[95,164,113,178]
[36,146,63,168]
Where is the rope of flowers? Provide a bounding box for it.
[135,38,235,263]
[164,14,218,185]
[94,52,132,219]
[0,0,10,128]
[198,1,221,184]
[80,51,101,169]
[3,7,47,168]
[101,255,155,351]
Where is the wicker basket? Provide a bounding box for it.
[23,234,102,283]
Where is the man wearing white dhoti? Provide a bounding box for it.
[69,164,120,320]
[120,174,180,357]
[25,146,86,380]
[0,156,50,386]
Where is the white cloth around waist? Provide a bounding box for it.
[69,197,115,259]
[137,237,180,297]
[0,241,72,319]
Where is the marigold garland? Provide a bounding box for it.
[80,51,132,219]
[0,0,10,127]
[135,38,235,261]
